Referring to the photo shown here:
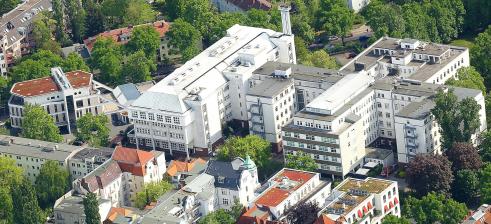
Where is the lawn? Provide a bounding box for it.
[450,38,475,49]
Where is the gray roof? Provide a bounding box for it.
[61,43,90,59]
[71,147,113,160]
[205,159,244,189]
[131,91,190,113]
[451,86,482,100]
[54,194,110,215]
[114,83,141,106]
[396,99,435,120]
[0,0,52,47]
[365,147,393,160]
[247,77,293,98]
[253,61,344,84]
[0,135,82,162]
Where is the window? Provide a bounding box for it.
[148,113,154,120]
[156,114,163,122]
[173,117,180,124]
[140,112,146,119]
[165,116,172,123]
[222,198,229,205]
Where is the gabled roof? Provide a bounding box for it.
[82,160,122,192]
[166,158,207,177]
[131,91,190,113]
[205,159,244,189]
[112,146,155,176]
[314,214,337,224]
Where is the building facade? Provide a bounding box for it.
[211,0,272,13]
[9,67,106,133]
[128,12,296,158]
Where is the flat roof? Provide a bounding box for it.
[396,99,435,120]
[254,169,315,207]
[0,135,82,161]
[11,70,92,97]
[247,77,293,98]
[253,61,344,84]
[71,147,113,160]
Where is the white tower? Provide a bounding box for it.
[279,4,292,35]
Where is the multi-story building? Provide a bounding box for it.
[0,135,84,182]
[0,0,52,76]
[53,191,112,224]
[67,146,113,180]
[237,168,332,223]
[73,146,166,207]
[318,177,399,224]
[83,20,178,63]
[463,204,491,224]
[128,8,295,158]
[205,156,260,209]
[246,76,295,152]
[9,67,106,133]
[282,37,485,177]
[211,0,272,13]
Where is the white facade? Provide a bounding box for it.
[347,0,370,13]
[321,177,400,224]
[129,22,295,157]
[9,68,105,133]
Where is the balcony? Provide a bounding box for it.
[406,141,419,148]
[405,132,418,138]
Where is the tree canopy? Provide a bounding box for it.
[167,19,202,62]
[83,192,101,224]
[134,180,172,209]
[76,113,110,147]
[121,50,155,84]
[445,142,482,172]
[0,157,23,224]
[431,89,481,149]
[381,215,411,224]
[406,154,453,197]
[286,201,320,224]
[89,37,123,85]
[403,192,467,224]
[21,104,63,143]
[285,152,318,172]
[472,25,491,87]
[126,25,161,59]
[480,163,491,204]
[217,135,271,172]
[452,169,480,205]
[35,160,71,209]
[446,67,486,95]
[12,178,44,224]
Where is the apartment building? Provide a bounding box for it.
[9,67,106,133]
[318,177,399,224]
[83,20,178,63]
[246,76,295,152]
[128,9,295,158]
[68,147,113,180]
[0,0,52,76]
[205,156,260,209]
[73,146,166,207]
[211,0,272,12]
[0,135,83,182]
[237,168,332,223]
[282,37,484,177]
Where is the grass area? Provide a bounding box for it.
[450,38,475,49]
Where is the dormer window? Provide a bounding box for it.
[218,176,225,184]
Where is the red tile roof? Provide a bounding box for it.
[166,158,207,176]
[255,169,314,207]
[11,70,92,97]
[105,207,133,223]
[314,214,336,224]
[84,20,170,52]
[228,0,272,11]
[112,146,155,176]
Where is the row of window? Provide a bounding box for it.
[284,141,339,154]
[283,132,339,144]
[131,111,181,124]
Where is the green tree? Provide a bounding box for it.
[431,89,481,149]
[76,113,110,147]
[381,215,411,224]
[363,1,405,39]
[83,0,105,37]
[21,104,63,142]
[206,12,246,45]
[83,192,101,224]
[122,0,157,26]
[134,181,172,209]
[446,67,486,95]
[31,12,61,54]
[0,0,21,15]
[89,37,123,85]
[12,178,43,224]
[302,50,338,69]
[198,209,236,224]
[285,152,318,172]
[480,130,491,162]
[10,60,50,83]
[472,26,491,87]
[317,0,354,45]
[480,163,491,204]
[126,25,160,58]
[244,9,280,31]
[35,160,71,209]
[167,19,202,62]
[0,157,23,224]
[121,50,155,83]
[66,0,87,43]
[406,154,453,197]
[404,192,467,224]
[62,53,90,72]
[452,169,480,205]
[217,135,271,173]
[52,0,70,46]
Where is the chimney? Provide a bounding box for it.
[279,4,292,35]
